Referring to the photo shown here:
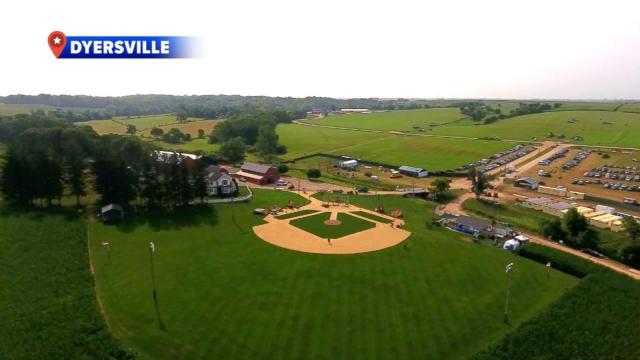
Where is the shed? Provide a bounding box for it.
[398,165,429,178]
[520,197,554,210]
[543,202,575,217]
[101,204,124,222]
[514,177,539,190]
[339,159,358,170]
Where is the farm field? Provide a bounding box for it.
[300,109,640,148]
[140,119,221,138]
[304,108,467,131]
[0,208,125,358]
[114,114,199,130]
[278,124,515,170]
[76,119,128,135]
[429,111,640,147]
[0,103,104,115]
[89,189,577,360]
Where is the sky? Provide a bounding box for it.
[2,0,640,99]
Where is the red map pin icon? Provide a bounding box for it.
[48,31,66,58]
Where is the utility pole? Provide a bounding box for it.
[504,262,515,324]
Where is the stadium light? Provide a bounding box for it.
[504,262,515,324]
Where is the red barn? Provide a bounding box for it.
[233,162,279,185]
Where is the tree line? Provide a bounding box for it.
[1,117,220,209]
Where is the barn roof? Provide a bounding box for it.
[241,162,273,174]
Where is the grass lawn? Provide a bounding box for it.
[303,108,467,131]
[0,103,105,116]
[147,138,221,154]
[350,210,393,223]
[275,209,319,220]
[89,189,577,360]
[289,212,375,238]
[0,208,126,358]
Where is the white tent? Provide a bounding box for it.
[514,235,529,244]
[503,239,520,251]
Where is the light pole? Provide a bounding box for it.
[504,262,515,324]
[149,242,157,302]
[101,241,111,265]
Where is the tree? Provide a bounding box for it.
[563,208,589,238]
[575,228,599,249]
[256,121,278,156]
[192,166,208,204]
[307,168,321,178]
[218,137,246,164]
[126,124,136,134]
[197,129,205,139]
[473,174,488,199]
[429,178,450,201]
[624,217,640,242]
[162,128,187,144]
[150,127,164,137]
[540,218,567,242]
[277,164,289,174]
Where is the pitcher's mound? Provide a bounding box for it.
[324,219,341,226]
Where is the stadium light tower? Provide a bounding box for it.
[504,262,515,324]
[149,242,157,301]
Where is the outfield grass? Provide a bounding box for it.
[350,210,393,223]
[89,189,577,360]
[304,108,467,131]
[289,212,375,238]
[274,209,319,220]
[0,208,127,358]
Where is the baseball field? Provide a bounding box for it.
[88,189,576,359]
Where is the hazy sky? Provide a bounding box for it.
[3,0,640,99]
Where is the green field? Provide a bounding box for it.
[147,138,221,154]
[304,108,467,131]
[299,109,640,148]
[0,209,125,358]
[115,114,193,130]
[89,189,576,359]
[429,111,640,147]
[76,119,128,135]
[278,124,514,170]
[289,211,375,238]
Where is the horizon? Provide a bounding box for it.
[4,0,640,99]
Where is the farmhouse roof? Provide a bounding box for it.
[241,162,273,174]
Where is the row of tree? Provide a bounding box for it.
[1,123,215,209]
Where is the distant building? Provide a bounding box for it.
[156,150,201,168]
[542,201,575,217]
[339,108,370,113]
[398,165,428,178]
[233,162,279,185]
[339,159,358,170]
[101,204,124,222]
[514,177,539,190]
[205,165,236,196]
[445,215,512,238]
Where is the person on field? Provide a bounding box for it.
[327,237,331,245]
